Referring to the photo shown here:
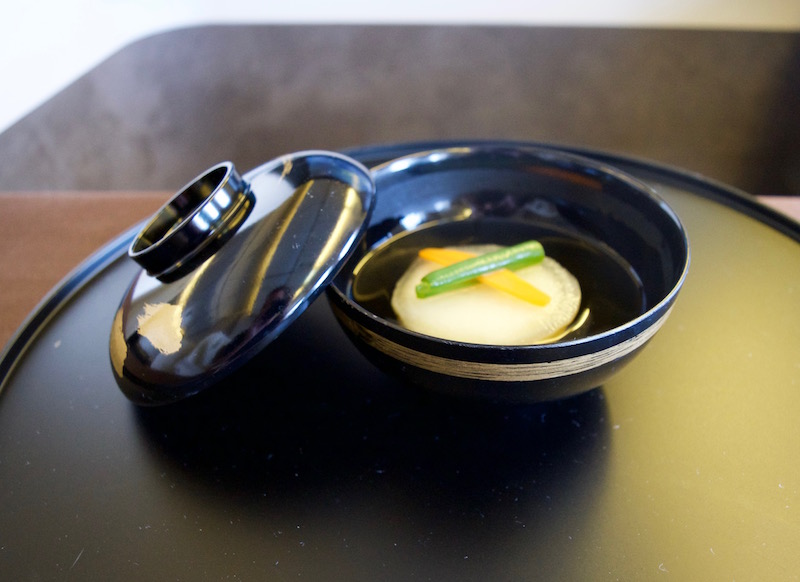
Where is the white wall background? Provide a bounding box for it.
[2,0,799,133]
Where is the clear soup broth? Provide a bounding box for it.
[349,219,646,344]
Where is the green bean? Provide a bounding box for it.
[421,240,545,292]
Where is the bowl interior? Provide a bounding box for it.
[331,146,688,347]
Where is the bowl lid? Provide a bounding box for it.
[110,151,375,405]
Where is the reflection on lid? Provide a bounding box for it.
[137,302,184,355]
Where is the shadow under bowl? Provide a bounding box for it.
[327,145,689,402]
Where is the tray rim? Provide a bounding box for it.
[2,140,798,394]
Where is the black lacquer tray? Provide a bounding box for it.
[2,142,799,579]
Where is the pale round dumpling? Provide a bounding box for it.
[391,244,581,345]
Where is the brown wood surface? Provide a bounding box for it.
[0,192,168,350]
[0,191,797,352]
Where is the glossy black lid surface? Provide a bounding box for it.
[110,151,375,405]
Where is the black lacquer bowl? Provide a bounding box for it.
[327,146,689,402]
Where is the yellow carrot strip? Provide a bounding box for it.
[480,268,551,306]
[418,247,476,265]
[418,247,550,306]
